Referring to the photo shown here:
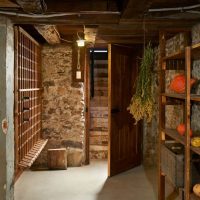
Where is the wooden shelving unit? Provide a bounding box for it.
[158,31,200,200]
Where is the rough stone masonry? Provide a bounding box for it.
[34,44,85,168]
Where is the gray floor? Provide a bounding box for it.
[15,161,161,200]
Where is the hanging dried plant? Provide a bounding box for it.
[127,43,154,124]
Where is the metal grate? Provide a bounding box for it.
[14,27,45,173]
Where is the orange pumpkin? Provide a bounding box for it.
[169,74,196,94]
[177,123,192,137]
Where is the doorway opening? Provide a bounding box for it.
[89,49,108,161]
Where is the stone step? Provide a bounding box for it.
[90,151,108,160]
[90,127,108,132]
[91,96,108,101]
[90,144,108,151]
[90,130,108,136]
[94,69,108,78]
[94,77,108,81]
[94,86,108,91]
[94,68,108,74]
[94,73,108,78]
[90,106,108,111]
[90,110,108,118]
[94,89,108,97]
[90,118,108,129]
[90,117,108,123]
[90,98,108,107]
[94,60,108,65]
[90,135,108,146]
[94,78,108,87]
[94,64,108,70]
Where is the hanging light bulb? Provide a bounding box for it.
[76,32,85,47]
[76,39,85,47]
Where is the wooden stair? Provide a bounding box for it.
[90,58,108,159]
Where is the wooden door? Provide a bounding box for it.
[108,44,142,177]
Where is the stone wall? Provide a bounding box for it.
[191,23,200,135]
[143,47,159,166]
[191,57,200,135]
[34,44,85,168]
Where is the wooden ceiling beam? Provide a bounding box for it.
[95,37,158,44]
[7,14,120,24]
[84,26,98,47]
[121,0,153,18]
[0,0,19,8]
[14,0,46,13]
[34,25,60,44]
[45,0,118,12]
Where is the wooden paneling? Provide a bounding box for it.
[14,27,44,176]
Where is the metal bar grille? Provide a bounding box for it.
[14,27,43,172]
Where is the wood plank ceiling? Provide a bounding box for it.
[0,0,200,45]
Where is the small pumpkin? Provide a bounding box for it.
[177,123,192,137]
[169,74,196,94]
[193,184,200,197]
[191,137,200,147]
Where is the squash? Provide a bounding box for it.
[169,74,196,94]
[193,184,200,197]
[176,123,192,137]
[191,137,200,147]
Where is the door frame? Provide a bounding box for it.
[84,48,91,165]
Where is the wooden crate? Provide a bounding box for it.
[48,148,67,170]
[161,141,200,188]
[161,141,184,187]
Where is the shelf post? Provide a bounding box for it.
[185,46,191,200]
[158,30,166,200]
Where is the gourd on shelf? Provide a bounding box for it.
[169,74,196,94]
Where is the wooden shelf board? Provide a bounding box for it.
[162,93,185,100]
[162,128,185,145]
[18,139,48,168]
[190,193,200,200]
[162,93,200,102]
[191,94,200,102]
[191,146,200,155]
[192,43,200,50]
[163,50,185,60]
[191,43,200,59]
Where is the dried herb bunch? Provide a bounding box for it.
[128,43,154,124]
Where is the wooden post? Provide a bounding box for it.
[84,47,91,165]
[158,31,166,200]
[185,46,191,200]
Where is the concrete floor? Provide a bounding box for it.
[14,161,177,200]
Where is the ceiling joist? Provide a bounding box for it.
[34,25,60,44]
[15,0,46,13]
[84,27,98,47]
